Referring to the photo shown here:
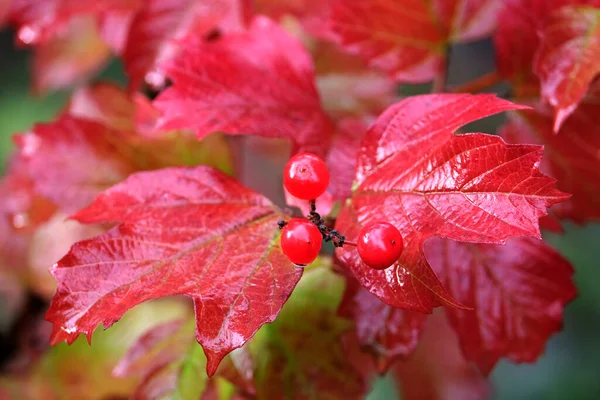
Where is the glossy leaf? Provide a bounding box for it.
[534,5,600,131]
[338,280,426,373]
[426,236,576,375]
[154,16,333,156]
[394,313,490,400]
[500,106,600,222]
[123,0,247,91]
[45,166,303,376]
[328,0,501,82]
[245,266,366,399]
[335,94,567,312]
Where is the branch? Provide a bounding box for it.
[450,71,502,93]
[431,44,451,93]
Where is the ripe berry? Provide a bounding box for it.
[280,218,322,266]
[283,152,330,200]
[357,222,404,270]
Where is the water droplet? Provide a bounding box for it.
[21,134,41,156]
[12,212,29,229]
[61,325,78,334]
[396,266,408,287]
[17,25,40,45]
[145,69,166,89]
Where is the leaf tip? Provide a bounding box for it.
[553,107,574,134]
[204,350,224,378]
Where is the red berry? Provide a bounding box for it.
[280,218,322,265]
[357,222,404,270]
[283,152,330,200]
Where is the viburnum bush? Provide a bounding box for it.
[0,0,597,398]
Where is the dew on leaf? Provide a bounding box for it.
[17,25,41,45]
[11,212,29,229]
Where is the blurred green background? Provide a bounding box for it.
[1,30,599,400]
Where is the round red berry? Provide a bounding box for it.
[280,218,322,265]
[283,152,330,200]
[357,221,404,270]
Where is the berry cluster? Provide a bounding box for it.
[279,153,404,269]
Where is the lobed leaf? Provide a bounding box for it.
[31,16,111,94]
[123,0,247,91]
[115,317,215,399]
[45,166,303,376]
[154,16,333,156]
[14,116,135,213]
[500,106,600,222]
[328,0,501,83]
[534,5,600,131]
[426,236,576,375]
[394,313,490,400]
[338,280,426,373]
[335,94,567,312]
[6,0,140,45]
[15,83,234,214]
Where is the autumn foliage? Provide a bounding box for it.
[0,0,597,398]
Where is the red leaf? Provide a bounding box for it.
[66,83,139,132]
[0,158,56,234]
[123,0,247,92]
[154,16,333,156]
[114,317,218,399]
[114,319,193,378]
[8,0,140,45]
[98,9,136,54]
[394,313,490,400]
[426,236,576,376]
[16,84,234,214]
[14,116,135,213]
[534,5,600,131]
[335,94,567,312]
[27,212,104,299]
[494,0,600,99]
[338,279,426,373]
[252,0,330,38]
[0,0,10,25]
[500,106,600,222]
[32,16,111,94]
[328,0,501,83]
[313,41,397,119]
[45,166,303,376]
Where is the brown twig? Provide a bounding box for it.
[450,71,502,93]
